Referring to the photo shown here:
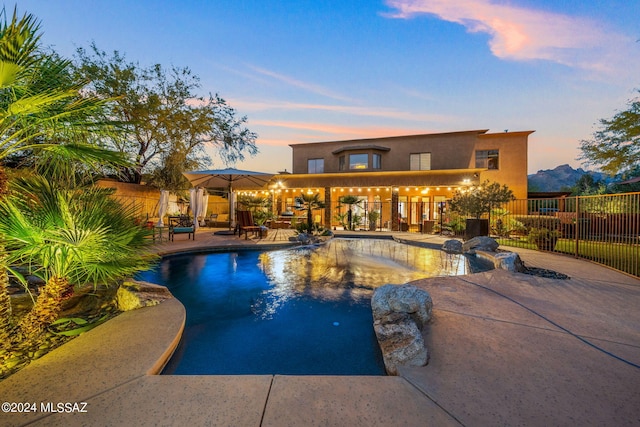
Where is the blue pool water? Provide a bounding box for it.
[136,238,485,375]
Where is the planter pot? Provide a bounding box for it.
[465,219,489,240]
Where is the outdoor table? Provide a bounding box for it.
[153,225,169,242]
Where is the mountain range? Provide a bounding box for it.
[527,164,611,192]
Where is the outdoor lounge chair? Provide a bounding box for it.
[236,210,262,240]
[168,215,195,241]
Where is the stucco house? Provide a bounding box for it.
[263,129,531,231]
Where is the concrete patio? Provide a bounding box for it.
[1,229,639,426]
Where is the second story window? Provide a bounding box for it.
[410,153,431,170]
[338,155,345,171]
[476,150,499,169]
[308,158,324,173]
[349,153,368,170]
[372,153,381,169]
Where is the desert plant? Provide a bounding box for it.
[527,227,561,251]
[338,195,362,231]
[0,177,156,343]
[0,9,129,348]
[490,208,525,237]
[333,212,348,230]
[295,193,325,233]
[449,180,515,219]
[367,210,380,231]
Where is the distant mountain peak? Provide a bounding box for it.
[528,164,609,192]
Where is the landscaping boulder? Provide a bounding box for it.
[371,284,433,374]
[372,284,433,328]
[116,280,173,311]
[492,251,525,273]
[442,239,463,254]
[463,236,499,254]
[373,317,428,375]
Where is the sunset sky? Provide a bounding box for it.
[16,0,640,174]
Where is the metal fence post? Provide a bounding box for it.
[575,196,580,258]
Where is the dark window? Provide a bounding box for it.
[476,150,499,169]
[307,158,324,173]
[338,155,345,171]
[349,153,368,170]
[372,153,381,169]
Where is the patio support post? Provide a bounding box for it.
[391,187,399,231]
[324,186,332,227]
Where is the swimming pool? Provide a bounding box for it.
[136,238,487,375]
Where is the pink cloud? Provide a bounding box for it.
[252,120,434,146]
[231,99,455,123]
[384,0,631,72]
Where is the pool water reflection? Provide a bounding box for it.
[136,238,484,375]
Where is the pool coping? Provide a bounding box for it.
[2,231,639,426]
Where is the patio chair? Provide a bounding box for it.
[168,215,195,241]
[237,210,262,240]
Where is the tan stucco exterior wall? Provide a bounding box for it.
[290,130,489,173]
[475,132,529,200]
[289,129,531,197]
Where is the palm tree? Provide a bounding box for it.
[338,195,362,231]
[0,9,127,347]
[0,177,155,343]
[295,193,325,233]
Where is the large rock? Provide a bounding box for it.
[116,280,173,311]
[442,239,463,254]
[373,317,428,375]
[372,284,433,328]
[371,284,433,374]
[463,236,499,253]
[492,251,525,273]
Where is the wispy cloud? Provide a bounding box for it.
[252,120,432,145]
[247,65,355,103]
[383,0,633,73]
[231,99,455,123]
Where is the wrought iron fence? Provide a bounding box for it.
[440,192,640,277]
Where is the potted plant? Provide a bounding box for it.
[527,227,561,251]
[449,180,515,240]
[368,210,380,231]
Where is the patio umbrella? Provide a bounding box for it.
[156,190,169,227]
[183,168,275,229]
